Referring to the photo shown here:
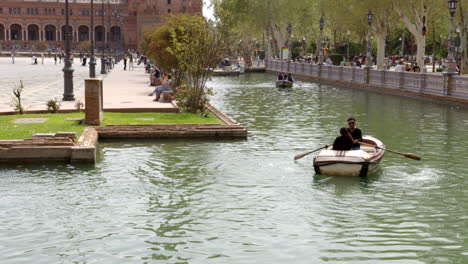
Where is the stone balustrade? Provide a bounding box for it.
[266,60,468,100]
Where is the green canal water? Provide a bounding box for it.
[1,73,467,263]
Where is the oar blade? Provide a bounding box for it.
[294,153,309,161]
[403,153,421,161]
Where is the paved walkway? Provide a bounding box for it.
[0,57,176,113]
[103,64,176,111]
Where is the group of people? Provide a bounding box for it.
[147,64,174,102]
[277,72,295,82]
[332,118,363,151]
[394,61,421,72]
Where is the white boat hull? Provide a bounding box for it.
[276,80,293,88]
[313,136,385,177]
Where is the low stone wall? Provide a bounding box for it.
[0,105,247,163]
[0,130,97,163]
[267,60,468,107]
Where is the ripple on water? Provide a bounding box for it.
[0,74,467,263]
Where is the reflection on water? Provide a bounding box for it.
[0,74,467,263]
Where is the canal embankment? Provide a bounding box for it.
[267,60,468,107]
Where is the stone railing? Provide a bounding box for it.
[266,60,468,99]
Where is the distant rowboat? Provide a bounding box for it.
[313,135,385,177]
[275,80,293,88]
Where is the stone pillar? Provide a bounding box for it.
[85,78,104,126]
[24,30,28,41]
[443,73,456,96]
[365,68,370,84]
[399,71,405,89]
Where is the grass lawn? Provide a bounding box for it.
[0,112,221,140]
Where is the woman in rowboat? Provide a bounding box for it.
[332,128,354,150]
[277,72,286,81]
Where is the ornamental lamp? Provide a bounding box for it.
[448,0,458,14]
[367,10,373,24]
[319,18,324,31]
[287,23,292,34]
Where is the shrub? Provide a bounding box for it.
[12,81,24,115]
[46,98,60,113]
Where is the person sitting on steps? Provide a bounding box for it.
[149,74,174,101]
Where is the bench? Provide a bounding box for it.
[162,91,174,102]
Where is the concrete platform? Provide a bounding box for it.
[102,65,178,112]
[0,62,178,114]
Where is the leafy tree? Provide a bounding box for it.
[142,14,225,113]
[459,0,468,74]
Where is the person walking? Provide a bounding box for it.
[129,55,134,71]
[54,54,57,65]
[123,56,127,71]
[11,51,15,64]
[41,53,45,64]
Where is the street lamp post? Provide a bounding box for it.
[265,27,270,60]
[62,0,75,101]
[89,0,96,78]
[446,0,458,73]
[318,17,324,65]
[287,23,292,62]
[108,0,111,66]
[366,10,373,69]
[346,30,351,63]
[400,35,404,57]
[100,0,106,74]
[287,23,292,72]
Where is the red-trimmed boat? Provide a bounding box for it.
[313,135,385,177]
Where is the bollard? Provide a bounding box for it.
[85,78,104,126]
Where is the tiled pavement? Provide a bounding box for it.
[0,57,176,113]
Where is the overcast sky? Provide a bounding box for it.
[203,0,215,20]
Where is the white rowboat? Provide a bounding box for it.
[313,135,385,177]
[275,80,294,88]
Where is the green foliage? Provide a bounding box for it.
[12,80,24,115]
[102,112,221,125]
[0,112,222,140]
[142,14,225,113]
[174,85,214,113]
[0,113,86,140]
[46,98,60,113]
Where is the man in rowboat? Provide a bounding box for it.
[347,117,363,150]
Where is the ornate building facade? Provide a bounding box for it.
[0,0,202,51]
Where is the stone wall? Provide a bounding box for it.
[267,60,468,106]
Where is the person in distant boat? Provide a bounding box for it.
[287,73,295,83]
[277,72,285,81]
[347,117,363,150]
[332,127,354,150]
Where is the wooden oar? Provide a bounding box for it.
[294,145,328,161]
[360,142,421,161]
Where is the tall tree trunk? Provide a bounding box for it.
[376,34,387,69]
[271,24,286,59]
[395,0,428,71]
[415,34,426,69]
